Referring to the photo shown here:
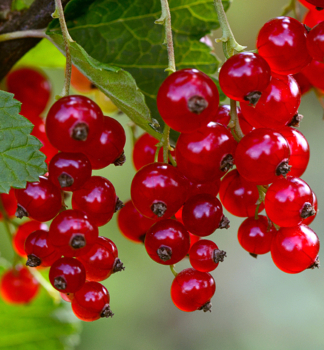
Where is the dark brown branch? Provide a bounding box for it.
[0,0,70,81]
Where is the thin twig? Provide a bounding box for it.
[0,28,48,42]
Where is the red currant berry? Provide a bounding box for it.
[45,95,104,152]
[72,281,113,321]
[278,126,309,177]
[6,67,51,116]
[72,176,121,227]
[219,52,271,105]
[131,163,187,220]
[306,21,324,62]
[0,265,39,304]
[14,176,63,222]
[257,16,312,75]
[303,191,318,225]
[182,194,228,237]
[25,230,61,267]
[299,0,319,10]
[238,215,276,256]
[145,219,190,265]
[117,200,154,243]
[303,9,324,27]
[71,65,96,93]
[176,122,237,183]
[157,69,219,133]
[271,224,320,273]
[265,176,315,227]
[49,257,86,293]
[292,72,312,95]
[0,189,17,220]
[13,220,48,257]
[60,292,74,302]
[302,0,324,9]
[185,176,221,200]
[219,170,264,217]
[49,152,92,191]
[301,59,324,90]
[77,236,124,281]
[84,116,126,169]
[240,76,301,129]
[170,268,216,312]
[48,209,99,257]
[189,240,226,272]
[235,128,291,185]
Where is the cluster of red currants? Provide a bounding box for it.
[0,68,127,321]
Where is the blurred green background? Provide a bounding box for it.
[2,0,324,349]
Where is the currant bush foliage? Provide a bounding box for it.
[0,91,47,194]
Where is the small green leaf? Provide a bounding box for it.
[0,91,47,194]
[11,0,34,11]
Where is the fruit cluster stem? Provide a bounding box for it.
[170,264,178,277]
[54,0,74,97]
[228,99,244,141]
[213,0,246,59]
[281,0,301,21]
[155,0,176,73]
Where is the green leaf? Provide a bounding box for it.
[0,91,47,194]
[48,0,228,130]
[0,265,81,350]
[11,0,34,11]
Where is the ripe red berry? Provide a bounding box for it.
[0,265,39,304]
[6,67,51,116]
[170,268,216,312]
[72,176,120,227]
[257,16,312,75]
[48,209,99,257]
[145,219,190,265]
[72,281,113,321]
[13,220,48,257]
[182,194,227,236]
[77,236,124,281]
[265,176,315,227]
[185,176,221,201]
[219,52,271,105]
[235,128,291,185]
[301,59,324,90]
[189,240,226,272]
[302,0,324,9]
[49,152,92,191]
[157,69,219,133]
[240,76,301,129]
[237,216,276,255]
[131,163,187,220]
[306,21,324,62]
[0,189,17,220]
[14,176,63,222]
[292,72,312,96]
[271,224,320,273]
[303,9,324,27]
[219,170,264,217]
[71,65,96,93]
[61,292,74,302]
[176,122,237,183]
[25,230,61,267]
[49,257,86,293]
[117,200,154,243]
[84,116,126,169]
[45,95,104,152]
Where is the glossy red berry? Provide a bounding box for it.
[14,176,63,222]
[60,292,74,302]
[182,194,227,237]
[299,0,319,10]
[235,128,291,185]
[49,257,86,293]
[189,240,226,272]
[25,230,61,267]
[0,189,17,220]
[145,219,190,265]
[185,176,221,201]
[72,281,113,321]
[117,200,154,243]
[302,0,324,9]
[257,16,312,75]
[157,69,219,133]
[265,176,315,227]
[45,95,104,152]
[278,126,309,177]
[271,224,320,273]
[238,216,276,255]
[170,268,216,312]
[301,59,324,90]
[6,67,51,116]
[0,265,39,304]
[48,209,99,257]
[303,9,324,27]
[176,122,237,183]
[49,152,92,191]
[84,116,126,169]
[77,236,124,281]
[240,76,301,129]
[219,52,271,105]
[303,191,318,225]
[306,21,324,62]
[219,170,264,217]
[131,163,187,220]
[72,176,120,227]
[13,220,48,257]
[292,72,312,95]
